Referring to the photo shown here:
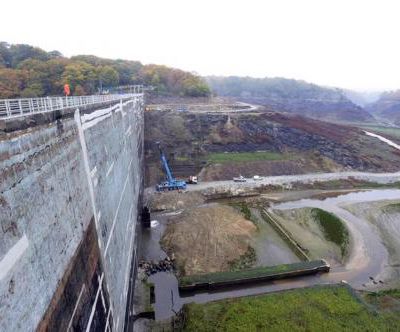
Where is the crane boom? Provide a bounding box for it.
[158,143,174,183]
[156,142,187,191]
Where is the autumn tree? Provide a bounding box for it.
[97,65,119,89]
[62,62,97,95]
[0,68,25,98]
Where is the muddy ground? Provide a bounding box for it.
[160,204,256,276]
[149,188,350,278]
[342,199,400,287]
[272,208,348,266]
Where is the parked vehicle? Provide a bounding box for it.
[187,176,198,184]
[233,175,247,182]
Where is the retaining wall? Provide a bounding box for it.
[0,96,144,331]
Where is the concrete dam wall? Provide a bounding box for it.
[0,95,144,331]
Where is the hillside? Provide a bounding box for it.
[206,76,375,123]
[341,89,381,107]
[0,42,210,98]
[366,90,400,125]
[144,108,400,185]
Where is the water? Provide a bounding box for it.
[364,130,400,151]
[273,189,400,286]
[250,208,300,265]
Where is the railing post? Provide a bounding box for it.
[6,100,11,116]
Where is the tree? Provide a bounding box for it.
[9,44,49,67]
[0,41,212,98]
[20,83,44,97]
[48,50,63,58]
[46,58,70,95]
[0,68,25,98]
[62,62,97,94]
[97,65,119,89]
[0,42,12,67]
[17,59,49,96]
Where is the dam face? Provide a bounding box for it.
[0,95,144,331]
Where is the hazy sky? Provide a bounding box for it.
[1,0,400,90]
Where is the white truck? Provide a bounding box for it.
[233,175,247,182]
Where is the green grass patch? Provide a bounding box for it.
[311,208,349,258]
[367,288,400,300]
[174,156,189,161]
[228,202,259,229]
[229,202,253,221]
[363,289,400,312]
[207,151,293,163]
[181,285,400,331]
[179,260,327,287]
[382,202,400,213]
[228,246,256,271]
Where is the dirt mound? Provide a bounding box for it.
[161,204,256,276]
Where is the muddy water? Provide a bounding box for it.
[273,189,400,287]
[250,208,300,265]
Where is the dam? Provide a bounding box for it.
[0,89,144,331]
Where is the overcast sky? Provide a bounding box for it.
[1,0,400,90]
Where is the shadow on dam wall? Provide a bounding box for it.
[0,96,144,331]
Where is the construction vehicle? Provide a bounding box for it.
[187,176,198,184]
[156,143,187,191]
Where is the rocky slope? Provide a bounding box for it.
[206,76,375,123]
[144,109,400,185]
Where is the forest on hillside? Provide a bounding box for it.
[0,42,210,98]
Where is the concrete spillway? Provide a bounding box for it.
[0,95,144,331]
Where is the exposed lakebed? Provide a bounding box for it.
[140,188,400,320]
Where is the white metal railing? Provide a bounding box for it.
[0,85,144,119]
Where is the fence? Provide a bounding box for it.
[0,86,144,119]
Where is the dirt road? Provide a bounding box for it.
[182,171,400,193]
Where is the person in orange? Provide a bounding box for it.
[64,84,71,96]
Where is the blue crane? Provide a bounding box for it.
[156,142,187,191]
